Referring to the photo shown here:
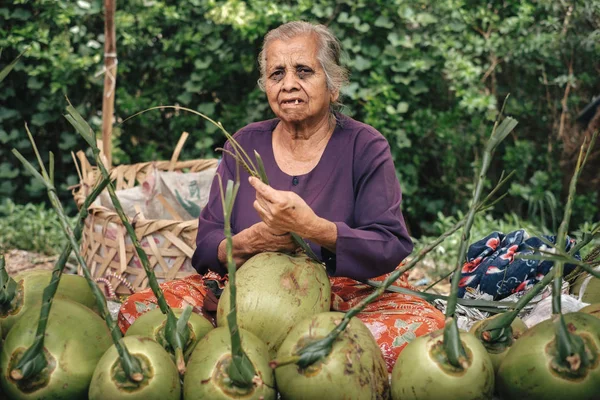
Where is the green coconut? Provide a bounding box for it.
[88,335,181,400]
[183,326,275,400]
[571,273,600,304]
[275,312,389,400]
[125,307,214,361]
[496,312,600,400]
[217,252,331,357]
[469,314,528,372]
[579,303,600,319]
[1,270,99,337]
[0,298,112,399]
[391,329,495,400]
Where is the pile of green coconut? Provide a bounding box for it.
[1,106,599,400]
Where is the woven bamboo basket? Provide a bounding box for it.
[71,136,218,296]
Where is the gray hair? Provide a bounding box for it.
[257,21,349,109]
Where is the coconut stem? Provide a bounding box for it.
[550,132,597,371]
[479,268,557,342]
[219,176,257,388]
[64,102,191,370]
[442,110,518,368]
[11,129,143,382]
[0,255,18,305]
[365,280,516,311]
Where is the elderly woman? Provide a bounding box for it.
[118,21,444,371]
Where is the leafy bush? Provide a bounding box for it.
[0,199,74,255]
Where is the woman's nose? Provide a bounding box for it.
[281,70,299,91]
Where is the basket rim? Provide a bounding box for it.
[71,151,218,223]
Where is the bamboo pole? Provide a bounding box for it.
[101,0,117,169]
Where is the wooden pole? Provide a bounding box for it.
[101,0,117,169]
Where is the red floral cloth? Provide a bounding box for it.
[117,271,225,332]
[118,266,444,371]
[329,271,445,372]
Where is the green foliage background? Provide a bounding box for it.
[1,0,599,238]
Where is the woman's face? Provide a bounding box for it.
[264,34,338,126]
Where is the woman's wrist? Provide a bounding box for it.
[303,217,337,252]
[217,227,258,267]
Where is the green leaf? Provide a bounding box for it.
[0,163,19,179]
[353,55,372,72]
[0,108,19,122]
[194,56,212,70]
[64,103,96,148]
[197,102,216,116]
[11,149,49,190]
[397,102,409,114]
[27,77,44,90]
[409,80,428,95]
[0,48,27,83]
[10,8,31,21]
[416,13,438,26]
[374,16,394,29]
[177,91,193,104]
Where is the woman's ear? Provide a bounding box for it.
[330,90,340,104]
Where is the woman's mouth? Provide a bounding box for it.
[281,99,304,106]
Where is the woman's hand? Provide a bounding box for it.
[249,176,319,237]
[246,221,299,254]
[217,221,299,268]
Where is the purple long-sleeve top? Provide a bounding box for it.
[191,113,413,281]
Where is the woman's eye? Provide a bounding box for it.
[297,68,313,78]
[270,71,283,81]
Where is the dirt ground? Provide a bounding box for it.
[3,248,59,275]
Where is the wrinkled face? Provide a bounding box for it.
[264,34,338,126]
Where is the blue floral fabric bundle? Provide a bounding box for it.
[457,230,579,300]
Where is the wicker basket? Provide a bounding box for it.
[72,144,218,295]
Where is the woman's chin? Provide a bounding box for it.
[278,111,308,124]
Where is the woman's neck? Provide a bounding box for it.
[272,113,336,175]
[276,113,334,150]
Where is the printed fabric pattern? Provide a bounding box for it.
[458,229,579,300]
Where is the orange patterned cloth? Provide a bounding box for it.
[329,271,445,372]
[117,267,444,371]
[117,271,225,333]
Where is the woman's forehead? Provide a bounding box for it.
[265,35,319,67]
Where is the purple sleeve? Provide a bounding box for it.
[191,144,234,276]
[329,133,413,281]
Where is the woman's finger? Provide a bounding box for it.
[255,193,272,212]
[249,177,279,202]
[253,199,269,221]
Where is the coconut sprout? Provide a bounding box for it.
[10,119,186,399]
[125,307,214,362]
[390,105,519,399]
[0,130,108,342]
[9,126,144,383]
[1,298,113,399]
[64,101,193,373]
[496,131,600,400]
